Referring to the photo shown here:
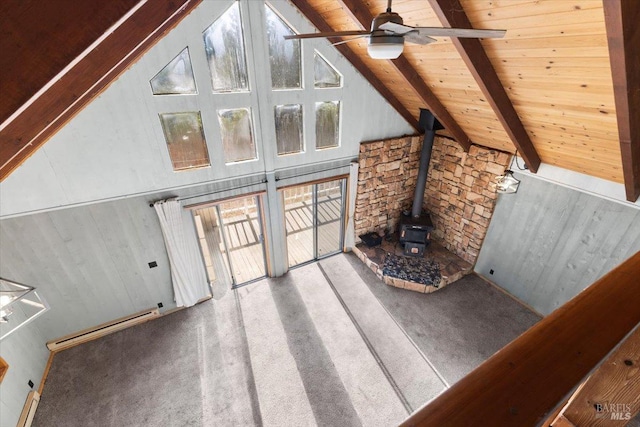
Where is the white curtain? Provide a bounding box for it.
[154,199,210,307]
[345,161,359,250]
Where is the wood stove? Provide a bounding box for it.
[399,211,433,257]
[399,109,441,257]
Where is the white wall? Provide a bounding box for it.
[0,196,175,341]
[0,0,413,218]
[0,323,49,427]
[475,174,640,315]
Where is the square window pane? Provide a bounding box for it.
[265,5,301,89]
[275,104,303,155]
[217,108,256,163]
[159,112,210,171]
[316,101,340,149]
[203,2,249,92]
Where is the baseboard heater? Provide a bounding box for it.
[47,308,160,352]
[17,391,40,427]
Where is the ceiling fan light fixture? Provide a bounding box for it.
[284,0,505,57]
[367,36,404,59]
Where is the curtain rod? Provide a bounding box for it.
[274,163,351,182]
[149,162,352,207]
[149,178,268,207]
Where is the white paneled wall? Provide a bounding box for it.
[0,0,413,218]
[0,196,175,341]
[475,174,640,315]
[0,323,49,427]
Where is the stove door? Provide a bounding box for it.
[403,242,426,257]
[401,228,429,244]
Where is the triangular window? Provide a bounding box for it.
[314,52,341,88]
[265,5,301,89]
[150,48,197,95]
[203,2,249,92]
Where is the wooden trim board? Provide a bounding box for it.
[560,322,640,425]
[603,0,640,202]
[0,356,8,383]
[17,391,40,427]
[37,352,56,395]
[183,190,267,210]
[276,174,350,191]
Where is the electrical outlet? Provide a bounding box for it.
[157,302,163,308]
[148,261,158,268]
[489,269,494,275]
[28,380,34,388]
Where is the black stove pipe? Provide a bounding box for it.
[412,109,443,218]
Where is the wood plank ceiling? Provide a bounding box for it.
[298,0,629,188]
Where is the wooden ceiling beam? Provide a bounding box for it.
[0,0,138,125]
[603,0,640,202]
[290,0,419,132]
[337,0,472,151]
[427,0,541,172]
[0,0,202,181]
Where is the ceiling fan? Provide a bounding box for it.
[284,0,506,60]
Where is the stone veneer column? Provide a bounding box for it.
[354,135,511,264]
[354,136,421,237]
[423,137,511,263]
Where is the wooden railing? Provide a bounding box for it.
[546,320,640,426]
[401,251,640,427]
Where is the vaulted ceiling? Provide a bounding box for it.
[294,0,639,201]
[1,0,638,200]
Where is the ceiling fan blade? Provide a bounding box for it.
[331,35,370,47]
[284,30,371,40]
[415,27,505,39]
[378,22,415,35]
[404,32,436,45]
[379,22,505,39]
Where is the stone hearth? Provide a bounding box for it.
[353,234,473,293]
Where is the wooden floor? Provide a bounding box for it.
[194,193,343,286]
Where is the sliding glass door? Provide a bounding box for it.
[283,178,346,268]
[193,195,267,289]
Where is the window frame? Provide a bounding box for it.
[158,111,212,172]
